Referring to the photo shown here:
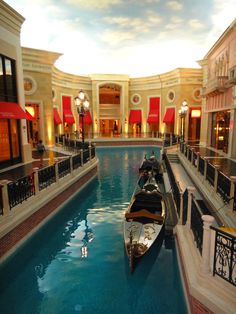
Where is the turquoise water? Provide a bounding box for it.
[0,147,188,314]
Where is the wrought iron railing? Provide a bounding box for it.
[179,142,236,212]
[206,162,215,187]
[38,165,56,191]
[211,226,236,287]
[199,156,205,176]
[7,174,35,209]
[191,197,204,254]
[72,154,82,170]
[58,158,71,178]
[217,171,231,203]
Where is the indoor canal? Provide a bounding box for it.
[0,147,188,314]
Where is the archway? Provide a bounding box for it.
[99,84,121,136]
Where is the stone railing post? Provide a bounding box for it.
[80,149,84,166]
[89,142,92,161]
[214,165,220,192]
[201,215,215,274]
[186,186,196,229]
[69,156,73,173]
[191,148,194,165]
[0,180,10,215]
[33,167,39,195]
[229,176,236,210]
[178,191,184,225]
[196,152,200,171]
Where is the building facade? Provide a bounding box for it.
[1,0,236,172]
[199,19,236,157]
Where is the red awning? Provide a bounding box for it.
[147,111,159,123]
[79,111,92,125]
[53,108,62,125]
[62,95,75,124]
[147,97,160,123]
[129,109,142,124]
[63,109,75,124]
[0,102,26,119]
[163,108,175,123]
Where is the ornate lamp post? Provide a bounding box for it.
[74,90,89,146]
[178,100,188,141]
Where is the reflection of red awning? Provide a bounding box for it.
[79,111,92,125]
[147,111,159,123]
[62,95,75,124]
[0,102,26,119]
[129,109,142,124]
[53,108,62,125]
[163,108,175,123]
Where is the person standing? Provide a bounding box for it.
[37,140,45,166]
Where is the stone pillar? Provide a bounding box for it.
[201,215,215,274]
[33,167,39,195]
[0,180,10,214]
[186,186,196,229]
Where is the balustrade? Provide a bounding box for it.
[217,171,231,202]
[7,174,35,209]
[211,226,236,286]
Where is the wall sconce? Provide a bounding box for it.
[125,118,127,124]
[95,118,98,124]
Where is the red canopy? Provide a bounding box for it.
[129,109,142,124]
[62,96,75,124]
[147,97,160,123]
[53,108,62,125]
[163,108,175,123]
[0,102,26,119]
[79,111,92,125]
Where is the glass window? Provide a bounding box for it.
[0,55,17,102]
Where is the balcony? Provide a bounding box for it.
[205,76,228,96]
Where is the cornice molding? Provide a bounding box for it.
[0,1,25,36]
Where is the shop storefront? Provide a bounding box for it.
[211,110,230,153]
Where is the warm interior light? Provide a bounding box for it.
[26,106,35,117]
[191,110,201,118]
